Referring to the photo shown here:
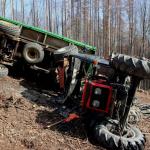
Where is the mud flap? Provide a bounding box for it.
[53,45,80,103]
[55,58,81,104]
[65,58,81,98]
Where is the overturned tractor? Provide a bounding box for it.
[53,47,150,150]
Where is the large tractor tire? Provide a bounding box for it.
[23,43,44,64]
[0,64,8,78]
[111,54,150,79]
[94,120,145,150]
[0,20,21,36]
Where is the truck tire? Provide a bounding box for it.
[94,120,145,150]
[0,20,21,36]
[0,64,8,78]
[111,54,150,79]
[23,43,44,64]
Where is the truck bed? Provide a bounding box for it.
[0,16,96,52]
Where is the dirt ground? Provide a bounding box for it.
[0,76,149,150]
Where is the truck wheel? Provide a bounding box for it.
[23,43,44,64]
[0,64,8,78]
[111,54,150,79]
[94,120,145,150]
[0,20,21,36]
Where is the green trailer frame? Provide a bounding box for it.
[0,16,96,52]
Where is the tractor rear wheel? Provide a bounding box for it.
[94,120,145,150]
[111,54,150,79]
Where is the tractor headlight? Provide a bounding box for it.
[92,100,100,108]
[82,80,112,113]
[94,88,102,95]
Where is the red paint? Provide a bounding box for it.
[82,80,112,113]
[64,113,80,122]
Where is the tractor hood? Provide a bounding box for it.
[71,53,109,66]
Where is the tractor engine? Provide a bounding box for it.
[81,77,129,119]
[81,79,113,114]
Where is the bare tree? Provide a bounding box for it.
[127,0,134,55]
[21,0,24,22]
[1,0,6,17]
[102,0,110,57]
[10,0,14,20]
[45,0,50,30]
[139,0,149,56]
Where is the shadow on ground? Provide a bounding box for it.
[35,109,87,140]
[8,63,60,107]
[6,64,100,147]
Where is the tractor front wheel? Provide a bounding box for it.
[94,120,145,150]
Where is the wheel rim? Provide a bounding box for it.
[122,127,136,138]
[27,48,40,60]
[105,122,136,139]
[0,65,5,70]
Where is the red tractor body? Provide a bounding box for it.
[82,80,113,114]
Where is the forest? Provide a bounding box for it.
[0,0,150,57]
[0,0,150,89]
